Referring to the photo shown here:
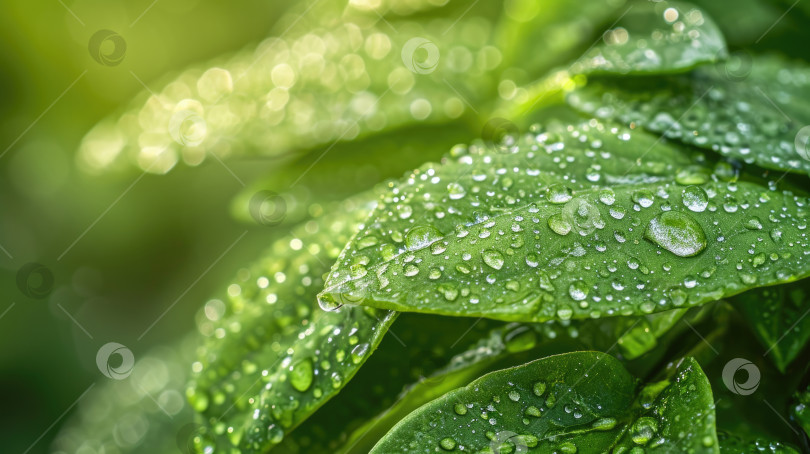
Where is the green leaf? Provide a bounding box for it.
[571,1,727,75]
[733,280,810,373]
[230,123,473,227]
[320,120,810,323]
[77,10,494,174]
[188,196,396,453]
[370,352,719,453]
[717,431,800,453]
[494,0,628,82]
[567,55,810,175]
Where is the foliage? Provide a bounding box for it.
[55,0,810,453]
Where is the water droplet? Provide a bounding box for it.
[533,382,547,397]
[682,186,709,212]
[568,281,589,301]
[548,214,572,235]
[645,211,707,257]
[439,437,456,451]
[483,249,505,270]
[631,417,658,445]
[547,184,573,204]
[447,182,466,200]
[405,225,443,250]
[290,358,314,392]
[632,189,655,208]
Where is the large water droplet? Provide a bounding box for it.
[483,249,505,270]
[405,225,443,250]
[290,358,314,392]
[682,186,709,212]
[644,211,707,257]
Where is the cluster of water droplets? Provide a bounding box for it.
[189,198,394,452]
[375,354,716,453]
[573,1,725,75]
[569,54,810,174]
[78,5,499,174]
[322,119,809,323]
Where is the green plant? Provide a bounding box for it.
[54,0,810,453]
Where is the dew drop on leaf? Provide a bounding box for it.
[644,211,707,257]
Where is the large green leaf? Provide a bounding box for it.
[567,55,810,175]
[188,196,397,453]
[320,120,810,323]
[571,0,726,75]
[734,280,810,373]
[370,352,719,453]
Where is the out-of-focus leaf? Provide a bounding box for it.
[370,353,718,453]
[230,123,472,227]
[51,337,197,454]
[734,280,810,373]
[495,0,627,84]
[691,0,783,46]
[189,196,397,453]
[320,120,810,323]
[567,55,810,175]
[78,9,495,174]
[571,0,726,75]
[717,431,800,453]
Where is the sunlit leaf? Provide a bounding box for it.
[320,120,810,323]
[188,196,396,453]
[78,9,496,174]
[567,55,810,175]
[572,1,726,75]
[370,352,718,453]
[733,280,810,373]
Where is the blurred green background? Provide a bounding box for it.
[0,1,293,452]
[3,0,810,452]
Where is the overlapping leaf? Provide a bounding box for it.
[370,352,718,453]
[568,55,810,175]
[734,280,810,373]
[320,120,810,323]
[188,196,397,453]
[572,0,726,75]
[717,432,800,453]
